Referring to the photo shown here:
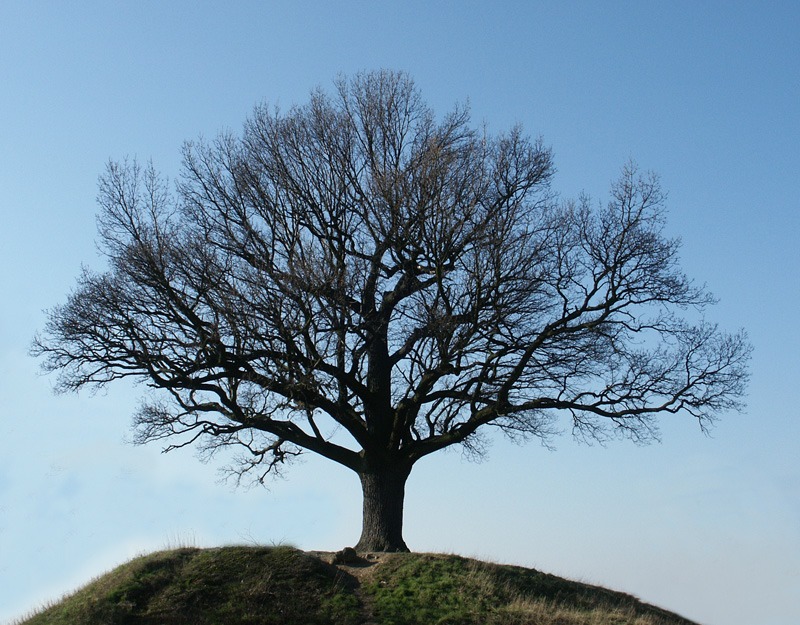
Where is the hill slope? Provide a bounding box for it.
[16,546,698,625]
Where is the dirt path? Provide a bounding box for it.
[311,551,390,625]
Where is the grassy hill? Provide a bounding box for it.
[15,546,698,625]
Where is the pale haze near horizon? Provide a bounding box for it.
[1,2,798,624]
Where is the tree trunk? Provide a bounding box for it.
[354,463,411,552]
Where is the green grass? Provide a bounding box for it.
[17,546,360,625]
[361,553,697,625]
[15,547,698,625]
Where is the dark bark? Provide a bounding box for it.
[355,461,412,552]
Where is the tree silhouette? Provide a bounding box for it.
[33,71,750,551]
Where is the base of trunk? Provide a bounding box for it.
[354,538,410,553]
[354,465,410,552]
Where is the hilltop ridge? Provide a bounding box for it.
[15,545,698,625]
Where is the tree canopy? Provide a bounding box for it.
[34,70,750,551]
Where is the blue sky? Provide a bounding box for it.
[1,2,798,624]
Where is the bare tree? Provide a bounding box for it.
[33,71,750,552]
